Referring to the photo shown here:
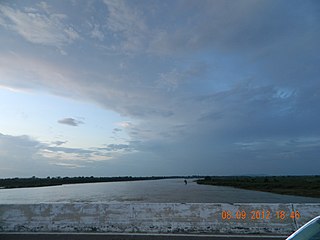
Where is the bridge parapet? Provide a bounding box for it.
[0,203,319,234]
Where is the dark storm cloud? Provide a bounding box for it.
[57,118,84,127]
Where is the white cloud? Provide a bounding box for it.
[39,147,112,163]
[117,121,133,128]
[0,53,80,96]
[91,24,104,41]
[50,162,84,168]
[0,4,79,48]
[37,1,51,14]
[64,26,80,41]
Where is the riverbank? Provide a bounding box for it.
[196,176,320,198]
[0,176,199,189]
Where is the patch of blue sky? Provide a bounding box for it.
[0,88,129,148]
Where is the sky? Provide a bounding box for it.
[0,0,319,178]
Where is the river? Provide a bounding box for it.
[0,178,319,204]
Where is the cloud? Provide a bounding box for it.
[51,141,67,146]
[112,128,122,134]
[40,145,115,163]
[103,0,148,53]
[0,132,126,176]
[51,162,84,168]
[0,1,320,176]
[0,3,79,49]
[117,121,132,128]
[58,118,84,127]
[147,1,314,55]
[0,133,42,154]
[101,143,133,152]
[46,146,93,155]
[157,68,183,92]
[90,24,104,41]
[0,133,47,176]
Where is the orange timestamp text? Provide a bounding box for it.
[221,209,301,221]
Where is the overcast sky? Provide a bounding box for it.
[0,0,319,177]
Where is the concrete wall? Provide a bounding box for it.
[0,203,320,235]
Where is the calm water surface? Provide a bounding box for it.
[0,179,319,204]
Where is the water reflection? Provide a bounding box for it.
[0,179,319,204]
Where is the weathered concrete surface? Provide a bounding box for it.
[0,203,319,235]
[0,233,286,240]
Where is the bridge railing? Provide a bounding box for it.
[1,203,319,235]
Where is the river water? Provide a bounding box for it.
[0,178,319,204]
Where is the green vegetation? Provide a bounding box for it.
[197,176,320,198]
[0,175,201,189]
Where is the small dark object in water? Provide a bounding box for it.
[184,180,187,185]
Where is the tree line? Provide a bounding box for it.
[0,175,203,189]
